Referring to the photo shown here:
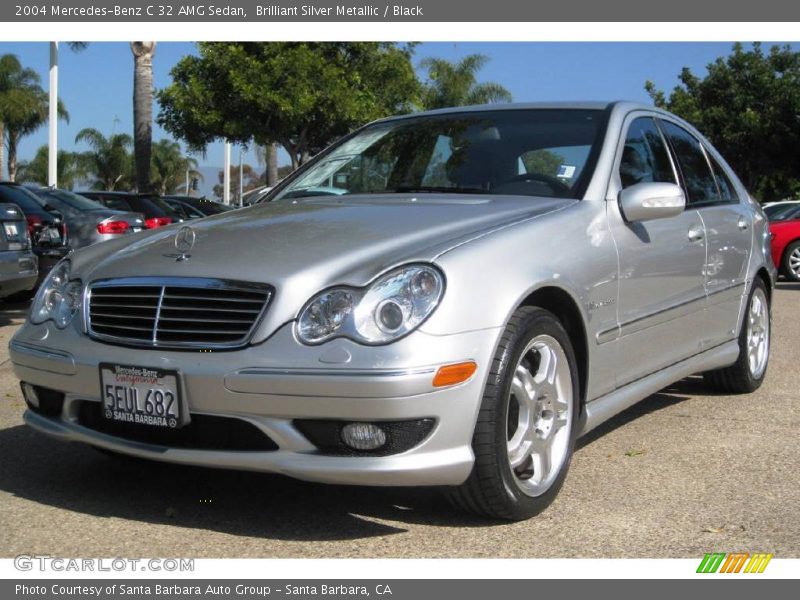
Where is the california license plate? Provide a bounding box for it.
[99,363,183,429]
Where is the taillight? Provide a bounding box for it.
[97,220,130,234]
[26,214,42,237]
[145,216,172,229]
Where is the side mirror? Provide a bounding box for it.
[619,182,685,223]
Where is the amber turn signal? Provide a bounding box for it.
[432,361,478,387]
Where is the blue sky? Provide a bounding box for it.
[1,41,795,191]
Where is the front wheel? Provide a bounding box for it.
[446,306,579,520]
[704,278,770,393]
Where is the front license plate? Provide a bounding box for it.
[100,363,182,429]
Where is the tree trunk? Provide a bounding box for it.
[0,121,5,180]
[267,142,279,186]
[131,42,156,193]
[7,133,17,182]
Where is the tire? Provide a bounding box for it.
[446,306,580,520]
[703,278,770,393]
[780,240,800,282]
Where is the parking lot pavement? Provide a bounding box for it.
[0,285,798,559]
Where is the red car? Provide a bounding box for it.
[769,206,800,281]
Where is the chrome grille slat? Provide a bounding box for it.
[90,312,157,321]
[157,316,254,324]
[158,306,262,314]
[87,278,272,349]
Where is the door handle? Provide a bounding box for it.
[688,225,704,242]
[738,216,749,231]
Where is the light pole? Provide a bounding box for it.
[223,140,231,205]
[239,146,244,206]
[48,42,58,188]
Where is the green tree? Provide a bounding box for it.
[74,127,134,190]
[522,149,564,177]
[157,42,420,170]
[16,145,86,190]
[420,54,512,109]
[0,53,68,181]
[645,42,800,201]
[150,139,201,195]
[213,164,261,204]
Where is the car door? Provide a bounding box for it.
[659,119,752,350]
[607,115,708,386]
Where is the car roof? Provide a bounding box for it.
[372,100,674,125]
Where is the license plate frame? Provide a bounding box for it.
[99,363,187,429]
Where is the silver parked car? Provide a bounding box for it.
[29,188,145,249]
[0,203,37,299]
[9,102,775,520]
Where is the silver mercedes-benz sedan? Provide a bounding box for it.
[9,102,775,520]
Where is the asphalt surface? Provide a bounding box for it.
[0,285,798,558]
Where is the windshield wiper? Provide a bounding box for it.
[390,185,487,194]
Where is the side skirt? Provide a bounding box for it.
[579,340,739,435]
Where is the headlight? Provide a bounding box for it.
[30,260,82,329]
[297,264,445,345]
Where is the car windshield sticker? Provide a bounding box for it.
[557,165,576,178]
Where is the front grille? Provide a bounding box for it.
[77,401,279,451]
[87,277,272,349]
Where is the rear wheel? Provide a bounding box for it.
[446,307,579,520]
[703,278,770,393]
[781,240,800,282]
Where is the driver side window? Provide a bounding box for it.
[619,118,676,189]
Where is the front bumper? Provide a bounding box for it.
[10,321,501,486]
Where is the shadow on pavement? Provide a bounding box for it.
[0,421,495,541]
[576,377,702,449]
[0,300,30,327]
[0,376,707,539]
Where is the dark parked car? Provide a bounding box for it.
[163,195,234,218]
[79,191,181,229]
[29,188,145,249]
[0,202,37,300]
[0,182,69,289]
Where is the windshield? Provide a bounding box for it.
[271,109,606,202]
[40,189,107,212]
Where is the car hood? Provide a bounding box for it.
[72,194,574,339]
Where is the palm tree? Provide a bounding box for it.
[150,139,202,195]
[0,54,68,181]
[131,42,156,192]
[0,55,34,180]
[75,127,134,190]
[17,144,86,190]
[419,54,512,109]
[0,54,69,181]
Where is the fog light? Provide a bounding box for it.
[341,422,387,451]
[21,383,39,408]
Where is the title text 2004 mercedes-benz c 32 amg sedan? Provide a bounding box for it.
[10,102,775,520]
